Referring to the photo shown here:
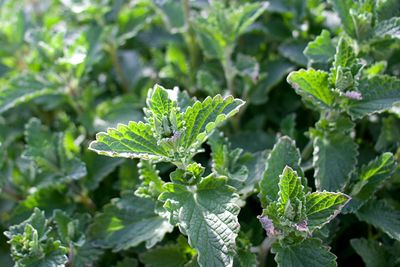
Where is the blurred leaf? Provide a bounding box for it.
[89,191,173,251]
[356,199,400,241]
[304,30,336,63]
[350,238,391,267]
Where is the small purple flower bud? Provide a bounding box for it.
[257,215,278,237]
[344,91,363,100]
[295,220,309,232]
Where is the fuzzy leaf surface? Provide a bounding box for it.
[89,121,170,160]
[135,160,164,199]
[347,75,400,119]
[159,175,240,267]
[23,118,87,185]
[277,166,306,219]
[272,238,336,267]
[259,136,301,207]
[5,209,68,267]
[304,30,336,63]
[305,192,350,230]
[373,17,400,39]
[349,153,396,211]
[181,95,244,150]
[313,133,358,191]
[287,69,334,108]
[0,75,58,114]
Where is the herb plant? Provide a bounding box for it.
[0,0,399,266]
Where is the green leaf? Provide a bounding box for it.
[89,85,244,162]
[374,17,400,39]
[277,166,306,221]
[159,175,240,267]
[330,0,356,38]
[305,192,350,230]
[114,258,138,267]
[287,69,334,108]
[23,118,87,185]
[304,30,336,63]
[278,40,308,66]
[330,38,359,90]
[193,2,266,59]
[376,0,400,21]
[332,38,357,71]
[89,121,170,161]
[259,136,301,207]
[346,75,400,119]
[72,241,103,267]
[350,238,391,267]
[250,59,295,105]
[313,133,358,191]
[208,132,248,190]
[145,84,175,123]
[181,95,244,150]
[233,235,257,267]
[89,191,173,251]
[349,153,396,211]
[375,116,400,152]
[139,239,194,267]
[82,151,124,191]
[154,0,186,32]
[53,211,102,267]
[0,74,58,114]
[135,160,164,199]
[9,186,74,225]
[356,199,400,241]
[140,246,186,267]
[235,54,259,82]
[5,209,68,267]
[272,238,337,267]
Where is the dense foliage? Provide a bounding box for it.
[0,0,399,266]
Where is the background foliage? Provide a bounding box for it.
[0,0,399,266]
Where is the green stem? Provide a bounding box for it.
[107,43,129,93]
[182,0,199,91]
[301,140,314,161]
[222,46,236,96]
[258,236,276,267]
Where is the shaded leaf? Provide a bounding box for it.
[356,199,400,241]
[272,238,336,267]
[350,238,391,267]
[89,191,173,251]
[346,75,400,119]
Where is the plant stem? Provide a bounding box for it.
[301,140,314,160]
[182,0,199,91]
[107,43,129,93]
[258,236,276,267]
[222,46,236,96]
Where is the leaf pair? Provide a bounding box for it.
[258,136,350,267]
[289,37,400,119]
[89,84,244,165]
